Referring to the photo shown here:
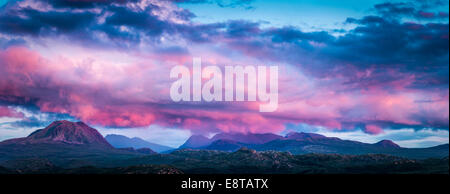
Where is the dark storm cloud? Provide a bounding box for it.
[46,0,138,8]
[374,2,449,20]
[332,16,449,88]
[339,16,449,66]
[0,1,173,46]
[103,5,168,36]
[170,0,254,8]
[0,7,96,35]
[175,22,225,42]
[218,10,448,90]
[224,20,260,38]
[168,0,208,3]
[264,27,334,43]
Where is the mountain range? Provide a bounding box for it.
[177,131,448,159]
[0,120,448,174]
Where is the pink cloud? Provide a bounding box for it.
[418,11,435,18]
[0,45,448,135]
[365,125,383,135]
[0,106,24,118]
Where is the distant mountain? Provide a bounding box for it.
[177,132,449,159]
[179,132,283,149]
[179,135,211,149]
[105,134,173,153]
[0,120,111,148]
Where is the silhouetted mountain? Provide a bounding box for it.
[0,120,112,148]
[177,131,448,159]
[0,121,150,168]
[250,134,447,159]
[105,134,173,153]
[179,135,211,149]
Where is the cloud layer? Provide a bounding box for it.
[0,0,448,137]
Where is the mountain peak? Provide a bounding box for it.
[25,120,112,148]
[374,140,400,148]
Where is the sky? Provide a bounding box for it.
[0,0,448,148]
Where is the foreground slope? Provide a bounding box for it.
[0,147,447,174]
